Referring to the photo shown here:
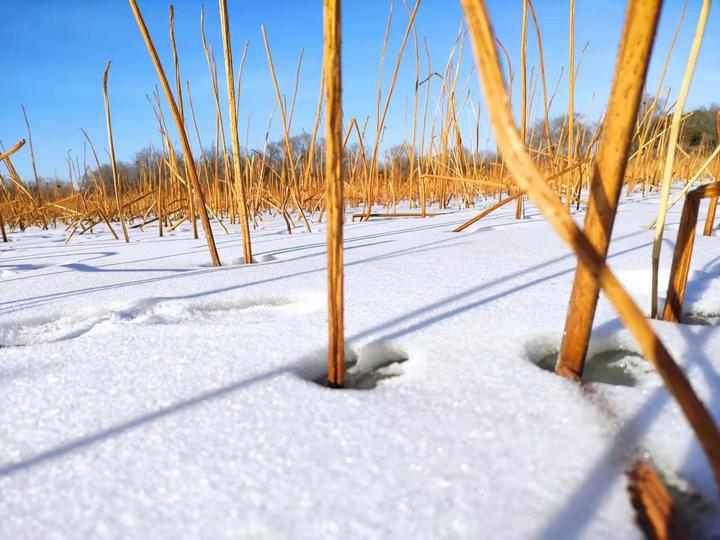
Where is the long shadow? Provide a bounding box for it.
[0,366,291,478]
[0,251,120,283]
[537,387,670,540]
[0,263,46,272]
[60,263,189,274]
[1,242,220,283]
[0,226,647,325]
[351,238,651,344]
[677,324,720,508]
[0,250,117,267]
[0,222,416,284]
[0,239,398,316]
[537,314,720,538]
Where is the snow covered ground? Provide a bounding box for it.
[1,190,719,539]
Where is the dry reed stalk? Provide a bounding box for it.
[452,158,589,233]
[301,58,326,195]
[169,5,198,240]
[20,106,42,210]
[0,160,24,246]
[200,6,232,216]
[648,142,720,227]
[633,1,687,171]
[627,460,691,540]
[566,0,575,210]
[452,192,522,232]
[323,0,344,387]
[128,0,220,267]
[556,0,661,379]
[651,0,711,318]
[663,182,720,323]
[218,0,253,264]
[0,140,22,242]
[705,120,719,235]
[185,81,212,213]
[704,196,718,236]
[260,26,312,234]
[516,0,528,220]
[0,205,6,242]
[364,0,421,220]
[351,211,446,222]
[460,0,720,493]
[0,139,26,162]
[527,0,552,157]
[401,0,421,214]
[102,62,130,243]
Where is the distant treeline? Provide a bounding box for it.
[9,104,718,198]
[677,104,719,149]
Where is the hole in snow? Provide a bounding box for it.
[682,311,720,326]
[309,346,409,390]
[196,253,279,267]
[254,253,278,263]
[535,349,653,387]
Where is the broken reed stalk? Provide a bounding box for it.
[218,0,253,264]
[260,26,312,234]
[0,205,6,243]
[705,195,718,236]
[527,0,553,158]
[0,139,25,242]
[648,141,720,227]
[452,157,590,233]
[453,192,522,232]
[459,0,720,493]
[20,106,42,207]
[663,182,720,323]
[705,115,720,236]
[650,0,711,318]
[169,5,198,240]
[556,0,662,379]
[128,0,220,267]
[365,0,421,220]
[0,139,25,162]
[102,62,130,243]
[323,0,344,388]
[627,460,692,540]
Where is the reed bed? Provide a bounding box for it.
[0,2,717,251]
[3,0,720,531]
[460,0,720,532]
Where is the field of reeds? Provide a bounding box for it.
[2,2,717,248]
[3,0,720,536]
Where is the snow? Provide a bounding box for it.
[1,191,719,539]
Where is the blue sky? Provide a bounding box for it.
[2,0,718,179]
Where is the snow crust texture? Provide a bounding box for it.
[1,192,719,539]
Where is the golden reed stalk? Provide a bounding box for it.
[128,0,221,267]
[218,0,253,264]
[556,0,662,378]
[650,0,711,318]
[102,62,130,243]
[323,0,344,387]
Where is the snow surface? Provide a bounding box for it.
[1,191,719,539]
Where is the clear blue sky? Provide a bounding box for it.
[2,0,718,180]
